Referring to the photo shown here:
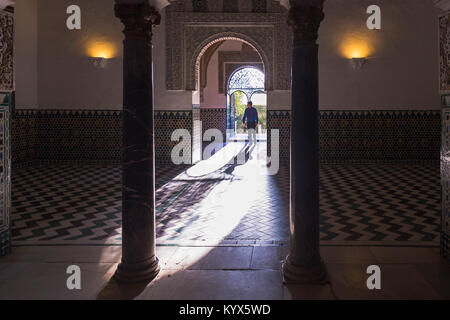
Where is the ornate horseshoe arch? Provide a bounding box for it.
[165,3,291,92]
[191,33,271,91]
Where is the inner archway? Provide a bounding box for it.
[227,67,267,141]
[193,39,267,160]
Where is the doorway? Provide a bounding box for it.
[227,67,267,141]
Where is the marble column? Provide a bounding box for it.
[282,4,328,283]
[114,2,161,283]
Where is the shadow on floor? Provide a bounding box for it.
[97,277,150,300]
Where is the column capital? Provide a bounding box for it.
[114,2,161,40]
[287,5,324,45]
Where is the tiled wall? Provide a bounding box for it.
[12,110,193,167]
[0,105,11,257]
[267,110,290,162]
[200,108,227,139]
[35,110,122,163]
[441,106,450,260]
[268,110,441,164]
[13,110,122,166]
[154,111,193,165]
[11,109,441,167]
[12,111,37,165]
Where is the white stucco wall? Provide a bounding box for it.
[200,40,243,109]
[13,0,442,110]
[318,0,441,110]
[14,0,38,109]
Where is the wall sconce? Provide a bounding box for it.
[89,57,109,68]
[350,57,367,70]
[86,41,116,68]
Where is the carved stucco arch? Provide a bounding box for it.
[227,65,266,98]
[189,32,273,91]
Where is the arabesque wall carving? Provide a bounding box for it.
[165,1,291,91]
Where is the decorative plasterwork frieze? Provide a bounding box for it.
[165,3,291,91]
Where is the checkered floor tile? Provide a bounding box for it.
[10,148,441,246]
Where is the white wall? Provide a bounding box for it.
[13,0,442,110]
[14,0,38,109]
[318,0,441,110]
[200,40,243,108]
[153,10,192,110]
[36,0,123,109]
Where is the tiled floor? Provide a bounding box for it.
[0,245,449,299]
[2,143,449,299]
[11,142,441,247]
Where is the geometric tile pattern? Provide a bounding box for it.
[11,165,123,245]
[200,108,226,139]
[12,109,441,167]
[267,110,290,162]
[10,160,441,247]
[443,232,450,260]
[154,111,193,165]
[12,110,37,165]
[268,110,441,164]
[10,164,188,245]
[439,13,450,92]
[155,162,290,242]
[0,96,11,257]
[35,110,123,162]
[441,103,450,260]
[319,110,441,164]
[320,164,441,245]
[11,110,193,167]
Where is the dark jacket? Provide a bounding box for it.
[243,107,258,125]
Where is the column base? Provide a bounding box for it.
[282,254,329,284]
[114,256,160,283]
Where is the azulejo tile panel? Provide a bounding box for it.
[0,104,11,257]
[11,110,194,166]
[442,232,450,260]
[441,107,450,260]
[12,110,37,165]
[34,110,123,162]
[200,108,227,139]
[267,110,290,162]
[155,111,193,165]
[268,110,441,163]
[11,109,441,167]
[439,13,450,92]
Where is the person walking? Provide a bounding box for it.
[242,101,258,145]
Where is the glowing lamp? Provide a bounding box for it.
[340,38,371,70]
[86,41,117,68]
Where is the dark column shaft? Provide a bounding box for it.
[114,3,161,283]
[283,4,327,284]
